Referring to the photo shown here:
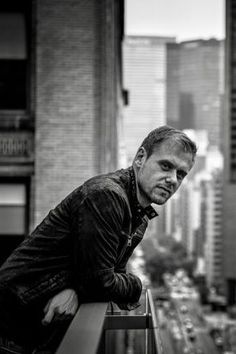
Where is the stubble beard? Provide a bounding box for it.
[137,180,152,206]
[138,181,169,205]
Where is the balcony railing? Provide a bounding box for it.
[57,289,163,354]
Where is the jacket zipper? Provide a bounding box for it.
[116,233,134,264]
[127,234,133,247]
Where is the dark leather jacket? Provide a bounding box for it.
[0,167,157,342]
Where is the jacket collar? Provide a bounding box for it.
[128,166,158,221]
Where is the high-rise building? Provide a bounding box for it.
[162,130,224,288]
[166,39,224,148]
[181,180,200,256]
[223,0,236,305]
[123,35,175,164]
[0,0,125,264]
[204,170,223,291]
[163,130,209,253]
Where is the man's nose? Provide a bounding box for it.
[165,170,178,185]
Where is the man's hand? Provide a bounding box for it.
[42,288,79,325]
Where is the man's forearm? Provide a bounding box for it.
[76,270,142,305]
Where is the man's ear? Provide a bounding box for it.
[135,147,147,167]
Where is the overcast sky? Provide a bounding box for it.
[125,0,225,42]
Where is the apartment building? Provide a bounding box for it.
[0,0,125,264]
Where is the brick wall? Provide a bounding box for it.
[34,0,123,224]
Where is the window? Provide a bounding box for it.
[0,180,29,265]
[0,12,27,110]
[0,184,26,234]
[0,1,32,128]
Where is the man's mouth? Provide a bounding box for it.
[156,186,171,195]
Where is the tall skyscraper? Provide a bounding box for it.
[204,170,223,291]
[166,39,224,148]
[123,35,175,164]
[162,130,224,289]
[223,0,236,305]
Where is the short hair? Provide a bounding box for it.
[139,125,197,160]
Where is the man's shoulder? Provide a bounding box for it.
[83,167,131,200]
[67,168,133,215]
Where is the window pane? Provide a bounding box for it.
[0,184,25,205]
[0,13,26,59]
[0,12,27,110]
[0,206,25,235]
[0,59,27,109]
[0,184,26,235]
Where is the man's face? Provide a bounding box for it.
[135,139,194,206]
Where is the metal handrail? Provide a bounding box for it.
[56,289,163,354]
[146,289,164,354]
[56,302,108,354]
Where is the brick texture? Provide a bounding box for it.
[34,0,123,224]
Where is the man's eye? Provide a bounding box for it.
[161,163,170,170]
[177,171,186,180]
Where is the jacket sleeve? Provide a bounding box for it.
[71,187,142,305]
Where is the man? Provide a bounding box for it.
[0,125,197,353]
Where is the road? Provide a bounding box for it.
[156,297,220,354]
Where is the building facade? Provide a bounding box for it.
[204,170,223,291]
[123,35,175,165]
[166,39,224,148]
[0,0,125,264]
[223,0,236,305]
